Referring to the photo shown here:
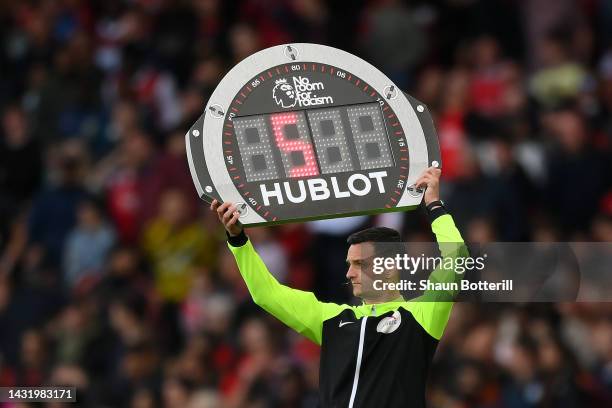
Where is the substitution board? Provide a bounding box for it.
[186,43,440,226]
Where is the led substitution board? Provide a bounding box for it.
[186,43,440,226]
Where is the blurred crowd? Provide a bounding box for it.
[0,0,611,407]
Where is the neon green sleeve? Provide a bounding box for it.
[228,239,347,345]
[406,214,467,340]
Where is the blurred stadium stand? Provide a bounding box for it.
[0,0,611,407]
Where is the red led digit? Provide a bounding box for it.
[270,112,319,178]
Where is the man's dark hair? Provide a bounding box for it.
[346,227,406,274]
[347,227,401,245]
[347,227,405,260]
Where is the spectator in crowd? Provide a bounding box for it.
[142,189,213,303]
[27,141,90,277]
[63,198,116,288]
[0,105,43,209]
[530,28,588,108]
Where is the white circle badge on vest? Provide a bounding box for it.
[376,310,402,334]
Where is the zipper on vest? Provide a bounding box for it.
[348,316,367,408]
[348,305,377,408]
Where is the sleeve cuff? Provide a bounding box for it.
[428,206,448,224]
[227,229,248,247]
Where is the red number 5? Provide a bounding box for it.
[270,112,319,178]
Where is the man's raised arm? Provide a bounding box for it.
[405,167,468,340]
[211,200,344,345]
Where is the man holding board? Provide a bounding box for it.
[210,165,466,408]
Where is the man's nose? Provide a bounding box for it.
[346,266,356,279]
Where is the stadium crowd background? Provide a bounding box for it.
[0,0,611,407]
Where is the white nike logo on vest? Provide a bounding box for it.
[339,320,354,327]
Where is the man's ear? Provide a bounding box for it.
[384,267,400,282]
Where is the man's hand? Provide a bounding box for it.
[415,166,442,206]
[210,199,243,237]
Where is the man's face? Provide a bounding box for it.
[347,242,401,301]
[346,242,377,299]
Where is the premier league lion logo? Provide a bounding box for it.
[273,78,297,108]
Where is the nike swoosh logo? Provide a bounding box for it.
[339,321,355,327]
